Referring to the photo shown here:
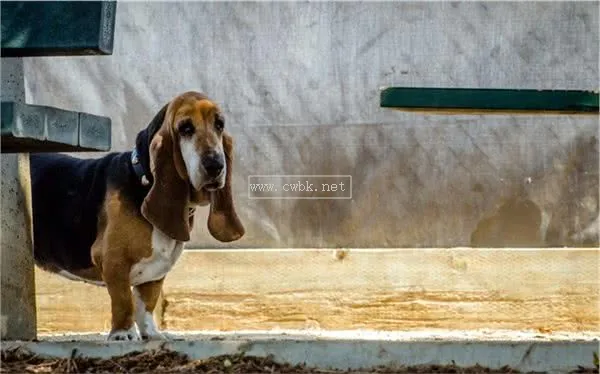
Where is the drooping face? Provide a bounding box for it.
[142,91,244,243]
[170,96,227,191]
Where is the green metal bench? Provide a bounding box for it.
[1,0,116,153]
[1,1,116,57]
[380,87,599,115]
[1,1,116,341]
[1,102,111,153]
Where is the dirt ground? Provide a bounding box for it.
[1,348,598,374]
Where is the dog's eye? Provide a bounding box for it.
[214,116,224,132]
[178,121,195,136]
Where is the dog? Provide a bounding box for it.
[30,91,245,341]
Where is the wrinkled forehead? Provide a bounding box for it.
[170,95,221,124]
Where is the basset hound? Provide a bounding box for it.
[30,91,245,341]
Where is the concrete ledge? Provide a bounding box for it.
[4,331,598,373]
[0,102,111,152]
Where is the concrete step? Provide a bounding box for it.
[3,330,599,373]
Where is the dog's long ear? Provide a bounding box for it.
[207,132,245,242]
[141,104,192,242]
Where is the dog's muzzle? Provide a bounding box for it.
[201,152,225,191]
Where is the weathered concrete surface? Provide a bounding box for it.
[0,154,37,340]
[0,58,37,340]
[4,331,599,374]
[20,2,599,248]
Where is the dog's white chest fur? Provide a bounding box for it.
[130,228,184,286]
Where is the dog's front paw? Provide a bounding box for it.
[138,316,168,341]
[141,330,168,341]
[107,325,141,341]
[136,308,168,341]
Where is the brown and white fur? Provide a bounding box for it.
[30,91,245,340]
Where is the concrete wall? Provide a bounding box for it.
[21,2,599,248]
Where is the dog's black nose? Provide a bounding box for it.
[202,153,224,177]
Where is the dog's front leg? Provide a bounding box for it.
[103,258,140,341]
[133,278,167,340]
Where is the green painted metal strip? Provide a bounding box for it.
[0,102,111,153]
[380,87,599,115]
[1,1,116,57]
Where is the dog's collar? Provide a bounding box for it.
[131,147,151,186]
